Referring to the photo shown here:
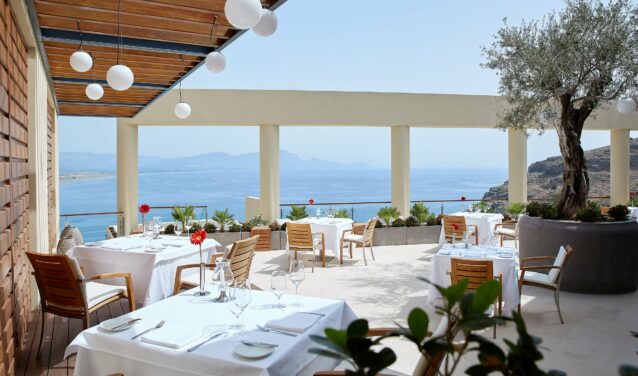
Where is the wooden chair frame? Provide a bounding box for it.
[518,245,574,324]
[286,223,326,271]
[27,252,135,360]
[493,222,519,247]
[339,218,378,266]
[442,215,479,245]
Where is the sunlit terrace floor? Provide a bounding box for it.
[18,242,638,375]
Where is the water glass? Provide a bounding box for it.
[174,222,183,237]
[185,216,193,236]
[289,260,305,295]
[228,281,252,335]
[271,271,287,309]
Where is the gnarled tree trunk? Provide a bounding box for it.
[555,101,591,218]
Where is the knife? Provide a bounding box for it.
[187,332,225,352]
[110,318,141,331]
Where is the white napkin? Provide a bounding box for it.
[265,312,322,333]
[162,240,185,247]
[140,324,201,349]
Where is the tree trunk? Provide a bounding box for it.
[555,102,590,218]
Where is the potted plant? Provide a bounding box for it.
[373,206,404,246]
[207,209,242,246]
[171,205,196,231]
[506,202,526,221]
[287,205,309,221]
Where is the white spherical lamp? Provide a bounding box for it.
[253,9,278,37]
[205,51,226,73]
[85,83,104,100]
[70,51,93,72]
[174,102,191,119]
[106,64,134,91]
[225,0,262,29]
[616,98,636,115]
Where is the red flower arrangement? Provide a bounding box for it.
[139,204,150,214]
[460,196,466,201]
[309,198,315,205]
[190,229,207,246]
[631,192,636,198]
[451,223,460,231]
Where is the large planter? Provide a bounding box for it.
[207,232,242,247]
[272,231,287,250]
[373,225,442,246]
[373,227,406,246]
[518,215,638,294]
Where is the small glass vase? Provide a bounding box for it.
[212,259,234,303]
[194,262,210,297]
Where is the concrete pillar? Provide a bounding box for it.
[610,129,630,206]
[507,128,528,204]
[391,126,410,217]
[260,125,280,222]
[117,119,138,235]
[27,49,50,253]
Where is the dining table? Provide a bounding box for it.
[439,212,504,245]
[427,243,520,315]
[65,285,357,376]
[67,235,222,306]
[291,217,354,259]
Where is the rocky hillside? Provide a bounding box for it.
[483,138,638,201]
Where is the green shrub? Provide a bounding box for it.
[287,205,309,220]
[405,216,420,227]
[391,218,406,227]
[473,200,489,213]
[248,215,268,227]
[334,209,351,219]
[426,214,441,226]
[270,222,280,231]
[241,222,252,232]
[507,202,526,217]
[203,222,216,233]
[526,202,558,219]
[575,201,602,222]
[608,205,630,221]
[163,224,175,234]
[374,220,384,228]
[190,222,202,232]
[171,205,196,229]
[212,209,234,232]
[280,222,287,231]
[228,223,242,232]
[377,206,400,226]
[409,202,430,223]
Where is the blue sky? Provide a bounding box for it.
[59,0,634,168]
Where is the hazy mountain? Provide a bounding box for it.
[60,150,372,175]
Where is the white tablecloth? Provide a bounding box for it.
[629,207,638,221]
[65,286,357,376]
[439,212,504,245]
[67,235,222,306]
[427,244,520,314]
[292,218,354,258]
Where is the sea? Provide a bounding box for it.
[60,167,506,242]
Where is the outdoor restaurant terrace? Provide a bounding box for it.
[1,0,638,375]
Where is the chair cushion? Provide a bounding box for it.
[85,282,126,309]
[495,228,516,237]
[344,234,364,243]
[523,271,555,287]
[549,246,567,283]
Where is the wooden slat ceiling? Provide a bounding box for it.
[31,0,284,117]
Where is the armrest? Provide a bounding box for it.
[520,265,562,271]
[173,263,217,296]
[87,272,135,310]
[341,229,354,238]
[520,256,556,265]
[86,272,132,282]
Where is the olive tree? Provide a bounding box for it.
[483,0,638,218]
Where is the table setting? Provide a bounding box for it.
[65,279,357,376]
[439,211,504,245]
[292,217,354,258]
[428,240,520,315]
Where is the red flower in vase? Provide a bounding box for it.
[631,192,636,198]
[460,196,466,201]
[139,204,150,214]
[309,199,315,205]
[190,229,207,246]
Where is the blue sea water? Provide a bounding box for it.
[60,167,506,242]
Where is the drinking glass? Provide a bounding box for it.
[185,216,193,237]
[211,260,234,302]
[289,260,305,295]
[271,271,287,309]
[228,281,252,335]
[174,222,183,237]
[145,220,155,248]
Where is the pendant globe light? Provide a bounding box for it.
[106,0,134,91]
[70,21,93,72]
[617,97,636,115]
[225,0,262,30]
[205,16,226,73]
[174,56,191,119]
[85,55,104,100]
[253,8,278,37]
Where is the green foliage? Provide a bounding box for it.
[248,215,268,227]
[190,222,202,232]
[228,222,242,232]
[409,202,430,223]
[628,195,638,207]
[203,222,216,233]
[311,278,564,376]
[526,202,559,219]
[374,220,384,228]
[163,224,175,235]
[507,202,526,217]
[270,222,280,231]
[391,218,406,227]
[334,209,351,219]
[287,205,309,221]
[426,214,441,226]
[377,206,400,226]
[405,216,420,227]
[212,209,234,232]
[575,201,602,222]
[171,205,196,229]
[473,201,489,213]
[609,205,630,221]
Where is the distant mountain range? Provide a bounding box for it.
[60,150,372,176]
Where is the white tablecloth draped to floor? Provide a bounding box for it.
[65,286,357,376]
[292,217,354,258]
[67,235,221,306]
[427,244,520,314]
[439,212,504,245]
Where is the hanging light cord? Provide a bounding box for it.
[117,0,122,64]
[209,15,217,48]
[77,21,83,50]
[179,55,183,102]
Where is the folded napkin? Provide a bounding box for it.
[140,324,201,349]
[265,312,322,334]
[162,240,186,247]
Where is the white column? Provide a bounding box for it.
[507,128,528,204]
[610,129,630,206]
[117,119,139,235]
[391,126,410,217]
[260,124,280,222]
[27,49,49,253]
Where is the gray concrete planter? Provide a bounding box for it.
[271,231,287,250]
[373,227,406,246]
[518,214,638,294]
[207,232,242,247]
[407,225,442,245]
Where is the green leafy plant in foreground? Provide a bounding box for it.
[287,205,309,221]
[310,278,566,376]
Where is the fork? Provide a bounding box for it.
[256,325,297,337]
[131,320,165,340]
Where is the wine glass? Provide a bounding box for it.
[174,221,183,237]
[228,281,252,335]
[144,220,155,249]
[271,271,287,309]
[289,260,305,295]
[185,216,193,237]
[212,260,234,302]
